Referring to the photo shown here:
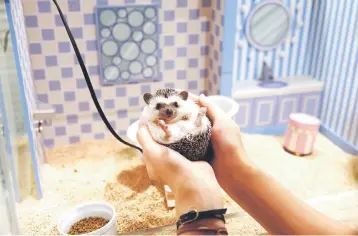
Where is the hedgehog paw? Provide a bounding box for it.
[182,114,190,121]
[158,120,172,138]
[158,120,168,130]
[199,107,207,115]
[195,107,207,127]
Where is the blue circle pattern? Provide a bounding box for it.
[101,40,118,56]
[97,6,159,84]
[132,31,144,42]
[129,61,143,75]
[112,22,131,42]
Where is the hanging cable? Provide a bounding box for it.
[52,0,143,153]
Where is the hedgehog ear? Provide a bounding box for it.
[143,93,153,105]
[179,91,189,100]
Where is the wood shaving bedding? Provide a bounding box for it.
[15,134,357,235]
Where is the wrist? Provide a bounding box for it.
[177,218,227,235]
[173,181,223,218]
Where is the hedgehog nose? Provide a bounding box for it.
[166,109,173,116]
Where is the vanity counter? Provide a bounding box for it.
[232,76,324,99]
[232,76,324,134]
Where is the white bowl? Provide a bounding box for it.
[57,201,117,235]
[127,120,141,151]
[126,95,239,152]
[206,95,239,118]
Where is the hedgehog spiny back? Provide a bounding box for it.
[154,88,178,98]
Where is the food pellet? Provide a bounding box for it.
[68,217,109,235]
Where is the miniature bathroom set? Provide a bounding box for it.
[0,0,357,235]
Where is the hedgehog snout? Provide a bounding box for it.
[165,108,173,116]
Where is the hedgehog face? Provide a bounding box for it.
[143,90,189,123]
[155,101,178,122]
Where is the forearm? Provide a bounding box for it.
[223,161,356,235]
[173,177,223,218]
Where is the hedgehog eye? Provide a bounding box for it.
[156,103,164,110]
[173,102,179,108]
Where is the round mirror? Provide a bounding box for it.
[145,55,157,66]
[132,31,143,42]
[113,56,122,65]
[120,42,140,61]
[102,41,118,56]
[121,71,130,80]
[100,10,117,27]
[129,61,143,74]
[245,1,291,51]
[118,9,127,18]
[128,10,144,27]
[143,67,153,78]
[101,28,111,38]
[140,39,156,54]
[144,7,156,19]
[143,22,156,35]
[112,23,131,41]
[104,66,119,80]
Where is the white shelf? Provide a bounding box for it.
[232,76,324,99]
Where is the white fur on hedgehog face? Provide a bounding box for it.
[140,94,210,144]
[143,94,188,123]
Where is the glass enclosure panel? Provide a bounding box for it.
[0,134,19,235]
[0,153,12,235]
[0,0,28,233]
[0,0,34,202]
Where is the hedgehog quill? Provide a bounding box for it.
[140,89,213,162]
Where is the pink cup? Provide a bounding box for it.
[283,113,321,156]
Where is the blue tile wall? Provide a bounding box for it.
[22,0,225,148]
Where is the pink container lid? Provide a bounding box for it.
[289,113,321,129]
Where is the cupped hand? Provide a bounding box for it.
[198,94,255,190]
[136,124,223,217]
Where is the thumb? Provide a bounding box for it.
[142,154,159,182]
[136,124,162,153]
[198,94,226,121]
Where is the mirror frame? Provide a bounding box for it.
[245,0,292,51]
[95,4,160,86]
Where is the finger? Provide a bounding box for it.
[198,94,226,121]
[136,124,162,152]
[142,155,158,181]
[189,92,199,102]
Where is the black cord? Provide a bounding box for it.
[52,0,143,153]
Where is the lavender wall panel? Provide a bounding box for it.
[277,94,301,124]
[253,96,278,127]
[234,99,252,128]
[300,92,322,117]
[234,92,323,133]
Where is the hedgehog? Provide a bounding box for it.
[140,88,213,162]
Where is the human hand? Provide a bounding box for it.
[198,94,256,191]
[136,124,223,217]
